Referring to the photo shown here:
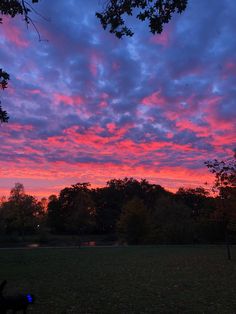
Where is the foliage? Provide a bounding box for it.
[0,68,10,123]
[176,186,213,218]
[117,197,149,244]
[0,0,39,24]
[205,151,236,191]
[0,68,9,90]
[149,194,192,243]
[47,195,63,233]
[93,177,169,234]
[47,183,95,234]
[1,178,229,244]
[205,152,236,223]
[92,186,121,234]
[0,183,44,236]
[96,0,188,38]
[205,152,236,259]
[0,103,9,123]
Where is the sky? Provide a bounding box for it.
[0,0,235,199]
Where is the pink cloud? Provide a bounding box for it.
[4,123,34,132]
[176,119,209,137]
[54,93,84,106]
[28,89,42,95]
[1,17,29,47]
[106,122,116,133]
[150,30,170,47]
[98,93,109,108]
[142,91,167,106]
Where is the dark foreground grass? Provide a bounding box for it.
[0,246,236,313]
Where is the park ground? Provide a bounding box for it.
[0,245,236,313]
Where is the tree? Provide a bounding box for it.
[92,186,120,234]
[0,183,44,237]
[117,197,149,244]
[176,187,212,218]
[175,187,222,243]
[205,151,236,259]
[148,194,191,243]
[96,0,188,38]
[205,152,236,192]
[58,183,95,234]
[47,194,65,233]
[9,182,25,201]
[0,104,9,123]
[0,0,39,24]
[0,69,10,123]
[93,178,140,234]
[93,177,169,234]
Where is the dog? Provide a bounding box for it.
[0,280,35,313]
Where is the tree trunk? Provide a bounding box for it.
[225,228,231,260]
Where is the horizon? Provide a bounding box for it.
[1,0,235,199]
[0,175,215,200]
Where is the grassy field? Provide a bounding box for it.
[0,246,236,313]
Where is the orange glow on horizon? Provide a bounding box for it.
[0,159,215,199]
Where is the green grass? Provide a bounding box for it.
[0,246,236,313]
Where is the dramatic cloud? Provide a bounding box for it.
[0,0,235,198]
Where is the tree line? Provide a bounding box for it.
[0,164,235,245]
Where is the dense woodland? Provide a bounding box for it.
[0,175,235,245]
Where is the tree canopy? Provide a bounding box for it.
[0,183,44,236]
[205,152,236,259]
[0,69,9,123]
[1,178,235,245]
[96,0,188,38]
[205,152,236,192]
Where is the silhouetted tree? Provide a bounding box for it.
[96,0,188,38]
[176,187,212,218]
[149,194,191,243]
[1,0,188,38]
[0,68,9,123]
[0,0,39,24]
[92,186,120,234]
[117,197,149,244]
[0,104,9,123]
[0,183,43,237]
[205,151,236,259]
[93,178,138,234]
[175,187,223,243]
[58,183,95,234]
[93,177,169,234]
[47,194,65,233]
[205,152,236,191]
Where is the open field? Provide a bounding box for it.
[0,246,236,313]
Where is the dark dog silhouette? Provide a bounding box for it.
[0,280,35,313]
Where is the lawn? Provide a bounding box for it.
[0,246,236,313]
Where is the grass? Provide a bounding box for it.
[0,246,236,313]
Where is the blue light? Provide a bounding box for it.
[27,294,33,303]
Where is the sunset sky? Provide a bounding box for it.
[0,0,235,199]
